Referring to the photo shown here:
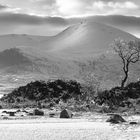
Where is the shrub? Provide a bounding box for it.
[1,79,82,107]
[95,80,140,109]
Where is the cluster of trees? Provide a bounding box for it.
[1,79,81,104]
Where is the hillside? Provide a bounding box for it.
[68,15,140,38]
[0,21,139,92]
[47,22,136,56]
[0,34,51,52]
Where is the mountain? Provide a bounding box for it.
[68,15,140,38]
[0,14,140,38]
[0,34,50,52]
[46,22,136,56]
[0,21,139,92]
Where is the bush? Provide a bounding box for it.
[95,80,140,110]
[0,79,82,107]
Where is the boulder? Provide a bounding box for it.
[49,113,55,118]
[60,109,73,118]
[129,122,137,125]
[3,116,9,120]
[16,109,21,113]
[33,109,44,116]
[8,112,16,116]
[2,111,7,113]
[106,114,126,124]
[28,112,34,116]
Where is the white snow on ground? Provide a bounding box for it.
[0,118,139,140]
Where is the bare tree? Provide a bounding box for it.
[112,39,140,88]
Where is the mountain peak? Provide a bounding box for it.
[48,22,137,54]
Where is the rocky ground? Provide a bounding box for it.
[0,110,139,140]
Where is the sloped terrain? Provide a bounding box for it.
[0,21,139,91]
[46,22,136,55]
[68,15,140,38]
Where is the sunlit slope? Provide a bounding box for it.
[47,22,136,56]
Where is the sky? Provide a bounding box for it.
[0,0,140,17]
[0,0,140,36]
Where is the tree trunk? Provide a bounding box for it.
[121,71,128,88]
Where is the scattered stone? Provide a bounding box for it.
[129,122,137,125]
[2,111,7,113]
[49,113,55,118]
[60,109,73,118]
[106,114,126,124]
[28,112,33,116]
[9,112,15,116]
[16,109,21,113]
[33,109,44,116]
[3,116,9,120]
[135,111,140,115]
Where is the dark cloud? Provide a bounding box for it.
[0,12,68,36]
[0,4,9,10]
[0,13,67,26]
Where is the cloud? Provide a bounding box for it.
[56,0,82,16]
[0,0,140,17]
[0,3,21,13]
[86,1,139,16]
[0,4,7,10]
[0,12,67,25]
[92,1,138,10]
[54,0,140,17]
[0,12,68,35]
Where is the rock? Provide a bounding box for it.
[129,122,137,125]
[28,112,33,116]
[49,113,55,118]
[16,109,21,113]
[135,111,140,115]
[60,109,73,118]
[33,109,44,116]
[8,112,16,116]
[2,111,7,113]
[3,116,9,120]
[106,114,126,124]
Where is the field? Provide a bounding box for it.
[0,112,140,140]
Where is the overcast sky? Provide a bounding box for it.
[0,0,140,17]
